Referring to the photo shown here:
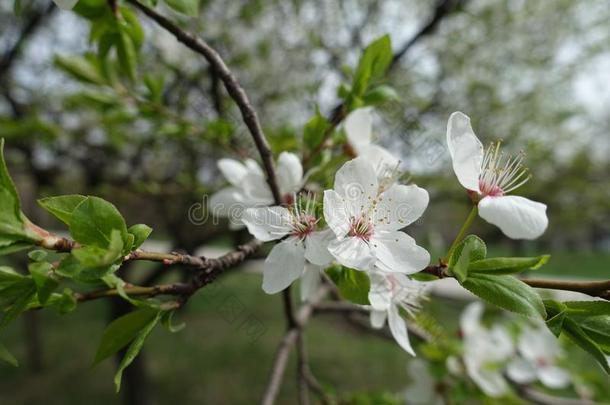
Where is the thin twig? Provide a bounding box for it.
[126,0,282,205]
[261,285,330,405]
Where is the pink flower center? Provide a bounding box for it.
[348,216,374,241]
[290,214,317,240]
[478,141,531,197]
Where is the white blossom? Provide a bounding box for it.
[52,0,79,10]
[447,112,548,239]
[210,152,303,227]
[506,324,570,389]
[460,302,514,397]
[323,157,430,273]
[242,197,333,294]
[368,272,426,355]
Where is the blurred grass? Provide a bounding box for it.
[0,249,608,404]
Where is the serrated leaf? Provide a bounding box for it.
[468,255,550,275]
[94,307,160,366]
[0,341,18,367]
[29,262,58,305]
[69,196,128,248]
[38,195,87,226]
[128,224,152,250]
[114,310,162,392]
[448,235,487,268]
[562,317,610,373]
[164,0,199,16]
[460,273,546,319]
[325,266,370,305]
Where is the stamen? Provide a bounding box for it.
[348,215,374,241]
[478,141,530,197]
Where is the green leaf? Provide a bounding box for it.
[164,0,199,16]
[69,196,128,248]
[447,235,486,282]
[0,242,31,257]
[72,229,124,268]
[28,250,48,262]
[352,35,392,97]
[460,273,546,319]
[303,110,330,150]
[54,55,106,85]
[0,279,36,329]
[448,235,487,268]
[38,195,87,226]
[563,301,610,317]
[0,139,37,244]
[362,85,399,106]
[325,266,370,305]
[0,341,18,367]
[468,255,550,275]
[29,262,58,305]
[94,307,160,366]
[48,288,78,314]
[562,317,610,373]
[116,30,138,81]
[128,224,152,250]
[161,310,185,333]
[544,300,567,336]
[114,311,162,392]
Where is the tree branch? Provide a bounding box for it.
[261,285,330,405]
[125,0,281,205]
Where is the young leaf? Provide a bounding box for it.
[0,341,18,367]
[72,229,124,267]
[69,196,128,248]
[362,85,399,106]
[161,310,186,333]
[116,30,138,81]
[448,235,487,268]
[303,111,330,150]
[164,0,199,17]
[29,262,58,305]
[460,273,546,319]
[468,255,550,275]
[54,55,106,85]
[0,280,36,329]
[352,35,392,97]
[114,311,162,392]
[325,266,370,305]
[562,317,610,373]
[38,194,87,225]
[128,224,152,250]
[94,307,160,366]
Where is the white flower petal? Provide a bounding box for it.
[478,195,548,240]
[466,365,509,397]
[304,229,335,266]
[371,231,430,274]
[209,187,244,218]
[537,366,570,389]
[300,264,321,302]
[218,159,248,187]
[518,325,560,362]
[345,108,372,150]
[241,169,274,204]
[506,358,537,384]
[323,190,350,238]
[460,301,484,337]
[446,112,483,192]
[388,304,415,355]
[53,0,79,9]
[277,152,303,195]
[244,158,264,175]
[334,157,378,217]
[370,309,387,329]
[328,237,375,271]
[368,272,392,311]
[262,238,305,294]
[374,184,429,231]
[242,206,292,241]
[358,145,399,169]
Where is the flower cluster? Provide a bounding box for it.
[209,109,550,356]
[456,302,570,397]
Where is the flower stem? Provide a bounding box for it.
[444,205,478,263]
